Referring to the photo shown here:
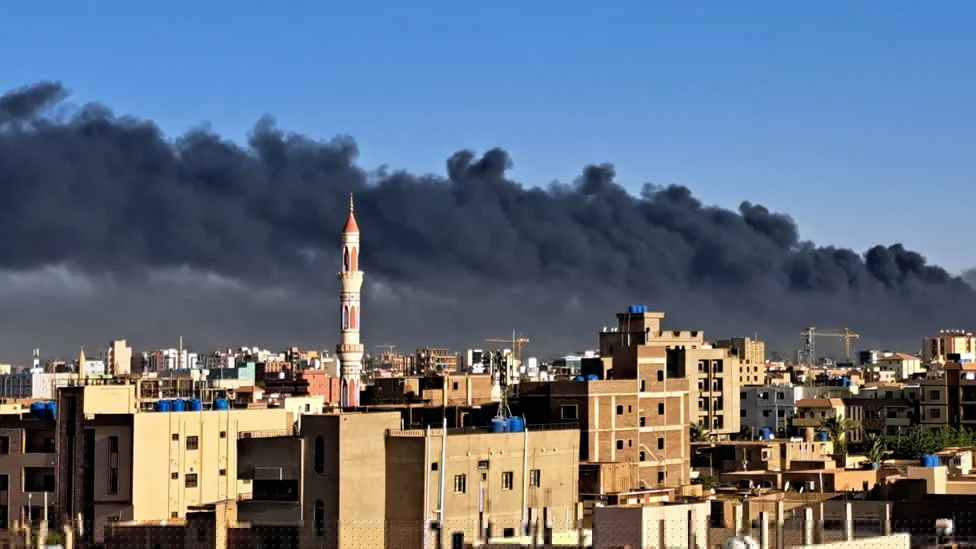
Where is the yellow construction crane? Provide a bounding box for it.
[800,327,860,365]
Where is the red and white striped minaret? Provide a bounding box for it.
[337,194,364,407]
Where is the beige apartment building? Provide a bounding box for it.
[923,330,976,364]
[54,382,294,543]
[236,411,580,549]
[715,337,767,386]
[597,309,742,436]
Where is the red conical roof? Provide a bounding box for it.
[344,194,360,234]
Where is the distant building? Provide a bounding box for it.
[923,330,976,364]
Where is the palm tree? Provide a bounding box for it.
[691,422,711,442]
[819,416,860,454]
[865,433,889,467]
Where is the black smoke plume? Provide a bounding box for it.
[0,81,971,360]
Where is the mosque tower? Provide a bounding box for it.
[337,194,364,407]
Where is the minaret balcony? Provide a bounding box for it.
[337,271,364,281]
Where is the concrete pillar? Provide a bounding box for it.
[882,503,892,536]
[803,507,814,547]
[658,518,667,549]
[62,525,74,549]
[844,502,854,541]
[734,503,745,537]
[576,502,585,549]
[688,508,697,549]
[814,502,825,544]
[775,501,785,549]
[759,512,770,549]
[38,519,48,549]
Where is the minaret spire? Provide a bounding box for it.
[337,194,364,407]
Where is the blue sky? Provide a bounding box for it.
[3,1,974,272]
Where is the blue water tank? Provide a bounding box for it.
[45,402,57,421]
[842,377,852,387]
[171,399,187,412]
[639,305,648,313]
[574,376,586,382]
[921,454,940,468]
[188,398,203,412]
[489,417,508,433]
[628,305,637,314]
[759,428,772,441]
[507,417,525,433]
[816,432,829,442]
[214,398,229,411]
[30,402,46,419]
[585,374,600,381]
[155,400,172,413]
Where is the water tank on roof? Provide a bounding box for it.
[628,305,638,314]
[188,398,203,412]
[171,399,186,412]
[585,374,599,381]
[759,428,772,441]
[816,432,829,442]
[639,305,648,313]
[214,398,229,411]
[30,402,46,419]
[155,400,172,413]
[507,417,524,433]
[489,417,508,434]
[842,377,852,387]
[45,402,57,421]
[574,376,586,382]
[921,454,940,468]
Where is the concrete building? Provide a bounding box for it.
[236,410,580,548]
[597,308,741,436]
[919,376,949,430]
[739,385,804,437]
[842,397,915,440]
[337,195,364,407]
[875,353,922,381]
[714,337,766,386]
[0,371,77,400]
[792,398,846,431]
[0,403,57,526]
[54,382,294,543]
[923,330,976,364]
[362,374,495,407]
[105,340,133,376]
[520,317,693,497]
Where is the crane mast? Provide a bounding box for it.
[800,327,860,365]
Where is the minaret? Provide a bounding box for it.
[337,194,364,407]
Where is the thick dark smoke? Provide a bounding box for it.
[0,81,972,361]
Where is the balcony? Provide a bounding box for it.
[236,479,302,526]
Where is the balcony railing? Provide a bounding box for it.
[387,421,579,438]
[238,427,298,440]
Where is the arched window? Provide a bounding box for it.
[314,500,325,536]
[343,247,350,272]
[342,306,349,330]
[313,436,325,474]
[350,247,358,271]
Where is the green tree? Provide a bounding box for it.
[691,422,711,442]
[819,416,860,454]
[865,433,889,464]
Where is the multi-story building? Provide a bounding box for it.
[842,397,915,440]
[875,353,923,381]
[105,340,133,376]
[923,330,976,364]
[54,381,294,543]
[236,411,580,548]
[739,385,804,436]
[597,308,742,436]
[919,376,949,430]
[792,398,845,433]
[0,403,57,525]
[714,337,766,386]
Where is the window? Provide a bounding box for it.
[314,436,325,474]
[639,451,646,461]
[640,380,646,392]
[171,472,178,480]
[185,473,198,488]
[932,409,942,418]
[431,462,438,471]
[740,392,746,399]
[477,460,490,470]
[315,500,325,537]
[529,469,541,487]
[657,472,665,483]
[454,474,467,494]
[0,436,8,454]
[219,469,226,476]
[639,417,646,427]
[778,410,785,418]
[186,436,199,451]
[219,431,227,439]
[930,391,940,400]
[502,472,514,490]
[108,468,119,494]
[628,440,633,447]
[171,433,179,441]
[657,437,664,450]
[627,405,632,413]
[777,392,785,399]
[560,405,578,420]
[763,410,770,418]
[109,436,119,454]
[616,405,623,415]
[616,440,624,450]
[452,382,459,390]
[657,370,664,382]
[658,403,664,415]
[740,410,746,417]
